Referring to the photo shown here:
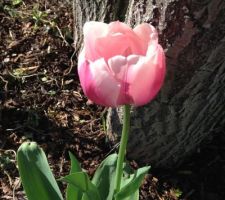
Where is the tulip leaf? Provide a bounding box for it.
[114,166,150,200]
[91,153,144,200]
[17,142,63,200]
[61,172,101,200]
[118,173,139,200]
[91,153,117,200]
[66,152,83,200]
[115,162,140,200]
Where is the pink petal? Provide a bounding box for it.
[108,21,133,35]
[127,45,166,106]
[108,21,145,56]
[134,23,158,55]
[83,21,109,61]
[78,48,89,95]
[95,21,145,60]
[107,55,127,81]
[95,34,131,61]
[78,54,121,107]
[107,56,133,105]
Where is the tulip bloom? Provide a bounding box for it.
[78,21,166,107]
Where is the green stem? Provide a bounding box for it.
[114,104,131,195]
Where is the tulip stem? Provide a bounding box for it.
[114,104,131,195]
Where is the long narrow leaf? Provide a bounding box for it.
[66,152,83,200]
[17,142,63,200]
[61,172,101,200]
[114,166,150,200]
[91,153,117,200]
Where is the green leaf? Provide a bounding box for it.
[114,166,150,200]
[61,172,101,200]
[114,162,139,200]
[91,153,117,200]
[66,152,83,200]
[17,142,63,200]
[91,153,147,200]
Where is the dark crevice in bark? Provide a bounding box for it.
[114,0,130,21]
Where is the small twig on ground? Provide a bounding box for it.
[105,142,120,157]
[63,49,76,76]
[59,150,66,173]
[7,69,45,79]
[55,25,70,46]
[3,170,13,186]
[0,75,8,91]
[13,179,21,200]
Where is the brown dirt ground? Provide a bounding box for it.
[1,0,225,200]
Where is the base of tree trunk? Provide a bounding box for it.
[73,0,225,168]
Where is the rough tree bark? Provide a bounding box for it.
[73,0,225,168]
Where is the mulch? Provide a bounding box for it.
[1,1,225,199]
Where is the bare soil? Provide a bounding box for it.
[1,0,225,200]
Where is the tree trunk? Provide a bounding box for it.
[73,0,225,168]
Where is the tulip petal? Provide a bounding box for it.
[96,21,145,59]
[127,45,166,106]
[77,48,90,95]
[89,59,122,107]
[107,55,127,81]
[79,56,121,107]
[108,21,132,33]
[134,23,158,55]
[83,21,109,61]
[109,21,145,56]
[95,34,130,61]
[83,21,147,62]
[108,56,133,105]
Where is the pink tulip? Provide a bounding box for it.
[78,21,166,107]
